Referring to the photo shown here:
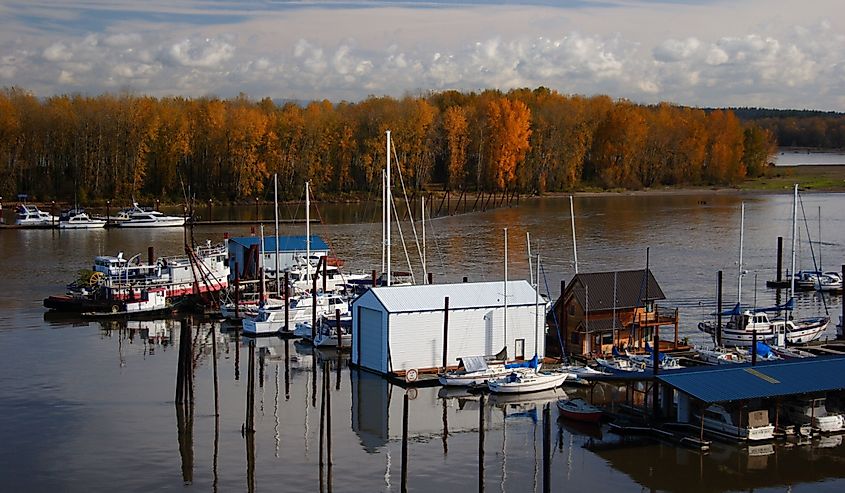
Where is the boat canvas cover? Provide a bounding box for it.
[459,356,489,373]
[747,409,769,428]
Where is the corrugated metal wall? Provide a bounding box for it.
[387,303,545,372]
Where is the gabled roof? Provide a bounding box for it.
[566,269,664,312]
[657,356,845,403]
[230,235,329,252]
[363,280,541,314]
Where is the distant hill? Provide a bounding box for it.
[703,107,845,149]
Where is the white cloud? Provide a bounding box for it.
[168,37,235,68]
[43,42,73,62]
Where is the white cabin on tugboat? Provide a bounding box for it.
[350,280,546,378]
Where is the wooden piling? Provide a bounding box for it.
[463,276,468,283]
[442,297,450,371]
[284,271,290,332]
[717,271,723,347]
[752,330,757,366]
[401,391,409,493]
[542,403,551,493]
[322,257,327,294]
[428,272,433,285]
[478,393,485,493]
[335,308,342,350]
[371,269,378,287]
[245,340,255,433]
[776,236,783,283]
[652,325,660,419]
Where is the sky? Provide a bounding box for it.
[1,0,843,110]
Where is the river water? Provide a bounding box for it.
[1,191,844,492]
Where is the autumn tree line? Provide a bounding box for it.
[730,108,845,149]
[0,86,777,203]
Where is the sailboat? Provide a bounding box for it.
[487,253,569,394]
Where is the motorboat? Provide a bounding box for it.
[698,310,778,347]
[285,259,369,293]
[695,347,746,364]
[116,203,186,227]
[486,368,569,394]
[783,397,844,433]
[773,316,829,345]
[312,314,353,347]
[439,354,540,386]
[626,343,682,370]
[15,204,57,226]
[594,356,644,373]
[556,364,603,384]
[793,270,842,292]
[768,345,815,359]
[557,398,603,423]
[694,404,775,442]
[59,208,106,229]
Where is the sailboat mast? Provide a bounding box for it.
[737,202,745,306]
[526,232,533,286]
[274,173,280,296]
[260,224,266,301]
[790,184,797,299]
[504,227,508,356]
[534,254,540,357]
[382,170,386,275]
[422,196,426,283]
[306,181,311,287]
[570,196,578,274]
[386,130,392,287]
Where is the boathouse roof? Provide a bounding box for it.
[363,280,542,314]
[230,235,329,252]
[564,269,665,312]
[657,356,845,403]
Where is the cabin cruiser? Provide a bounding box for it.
[285,259,369,293]
[312,314,353,347]
[15,204,57,226]
[695,405,775,441]
[116,203,186,227]
[699,309,827,347]
[793,270,843,292]
[783,397,844,433]
[245,292,349,336]
[59,208,106,229]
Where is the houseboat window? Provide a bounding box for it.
[645,301,654,313]
[601,333,614,345]
[568,304,575,316]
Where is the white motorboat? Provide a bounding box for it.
[695,347,746,364]
[774,316,829,345]
[312,314,353,347]
[285,259,369,293]
[116,203,186,227]
[694,404,775,442]
[59,209,106,229]
[82,289,169,316]
[783,397,844,433]
[439,355,540,387]
[15,204,57,226]
[698,310,779,347]
[594,357,644,373]
[626,344,682,370]
[486,369,569,394]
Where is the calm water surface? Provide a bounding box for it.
[1,192,844,492]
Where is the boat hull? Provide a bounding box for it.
[487,372,568,394]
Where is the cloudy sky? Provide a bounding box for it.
[1,0,843,110]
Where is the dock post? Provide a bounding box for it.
[478,393,485,493]
[372,269,377,287]
[751,330,757,366]
[652,325,660,420]
[716,271,723,347]
[322,258,327,294]
[234,262,240,319]
[428,272,433,285]
[401,391,409,493]
[336,308,342,350]
[674,308,679,349]
[442,297,450,371]
[463,276,468,283]
[245,340,255,433]
[776,236,783,283]
[106,200,111,227]
[542,403,551,493]
[284,271,289,332]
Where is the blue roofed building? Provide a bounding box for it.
[227,235,329,281]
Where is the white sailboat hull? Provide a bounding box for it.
[487,371,568,394]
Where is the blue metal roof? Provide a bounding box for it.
[230,235,329,252]
[657,356,845,403]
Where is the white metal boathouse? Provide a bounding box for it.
[351,280,547,376]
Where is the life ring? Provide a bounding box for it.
[110,304,120,313]
[405,368,419,383]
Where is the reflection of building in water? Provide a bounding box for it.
[589,437,845,490]
[351,370,507,452]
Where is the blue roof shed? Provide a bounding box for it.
[657,356,845,403]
